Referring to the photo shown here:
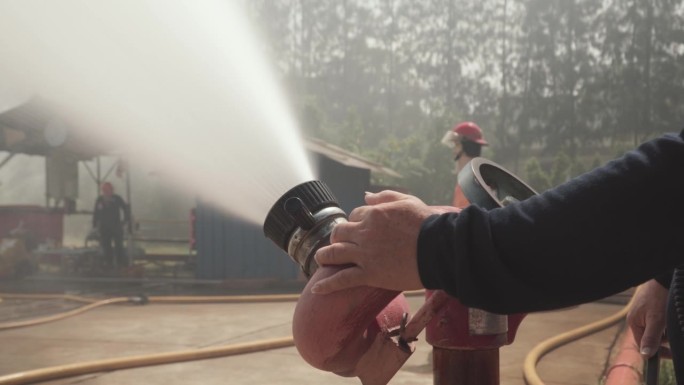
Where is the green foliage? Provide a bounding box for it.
[569,159,588,178]
[247,0,684,194]
[550,152,572,186]
[524,148,595,191]
[524,157,551,192]
[365,123,456,205]
[660,359,676,385]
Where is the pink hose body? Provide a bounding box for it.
[292,266,409,377]
[604,328,643,385]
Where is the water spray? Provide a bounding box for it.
[0,0,314,224]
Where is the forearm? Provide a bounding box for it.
[418,132,684,314]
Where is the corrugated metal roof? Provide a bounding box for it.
[305,137,402,178]
[1,100,401,178]
[0,99,105,158]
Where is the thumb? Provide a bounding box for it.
[365,190,412,205]
[311,267,365,294]
[639,322,664,357]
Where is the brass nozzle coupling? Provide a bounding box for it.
[263,180,347,278]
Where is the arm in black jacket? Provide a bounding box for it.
[418,130,684,314]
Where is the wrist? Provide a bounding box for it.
[417,213,458,290]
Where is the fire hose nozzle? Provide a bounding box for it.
[284,197,317,230]
[264,180,346,278]
[264,181,414,384]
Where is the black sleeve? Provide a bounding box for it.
[116,195,130,223]
[92,197,101,227]
[418,131,684,314]
[655,270,674,289]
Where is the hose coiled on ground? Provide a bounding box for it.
[523,291,638,385]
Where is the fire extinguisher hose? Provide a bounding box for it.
[0,337,294,385]
[523,289,639,385]
[0,290,424,385]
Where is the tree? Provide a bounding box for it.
[246,0,684,197]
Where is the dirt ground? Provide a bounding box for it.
[0,279,629,385]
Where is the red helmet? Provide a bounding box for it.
[451,121,488,145]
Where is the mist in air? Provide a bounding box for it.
[0,0,315,224]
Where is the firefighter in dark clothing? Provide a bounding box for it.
[92,182,130,270]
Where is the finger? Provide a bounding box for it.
[310,266,366,294]
[630,325,645,353]
[639,322,665,357]
[348,206,370,222]
[315,242,360,266]
[365,190,412,205]
[329,221,361,244]
[626,311,642,344]
[629,320,643,341]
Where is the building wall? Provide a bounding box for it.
[195,153,371,281]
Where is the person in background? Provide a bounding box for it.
[441,121,489,208]
[311,129,684,381]
[92,182,130,271]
